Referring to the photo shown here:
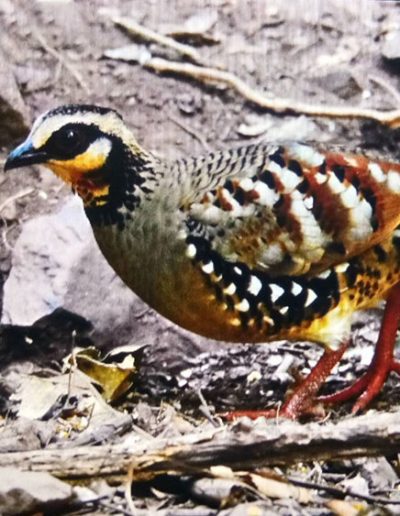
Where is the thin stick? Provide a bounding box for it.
[195,388,221,427]
[125,461,137,515]
[369,75,400,107]
[113,16,204,65]
[288,476,400,506]
[169,115,211,151]
[0,187,35,214]
[33,30,90,94]
[145,57,400,128]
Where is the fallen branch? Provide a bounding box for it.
[144,57,400,128]
[1,410,399,480]
[113,16,204,65]
[107,18,400,128]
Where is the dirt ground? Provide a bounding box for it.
[1,0,400,514]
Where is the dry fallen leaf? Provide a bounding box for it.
[69,344,144,402]
[326,499,366,516]
[245,472,313,504]
[209,465,313,504]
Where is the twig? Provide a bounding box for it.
[169,114,211,151]
[67,330,77,400]
[126,460,138,515]
[369,75,400,108]
[144,57,400,128]
[288,476,400,506]
[195,388,221,427]
[0,187,35,214]
[1,223,14,252]
[99,501,133,516]
[1,411,400,480]
[113,16,204,65]
[32,30,90,94]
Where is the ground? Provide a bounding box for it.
[1,0,400,514]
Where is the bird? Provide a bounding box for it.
[5,103,400,419]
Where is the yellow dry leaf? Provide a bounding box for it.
[69,345,144,402]
[248,473,313,504]
[326,499,364,516]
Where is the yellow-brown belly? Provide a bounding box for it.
[177,238,400,347]
[94,219,400,350]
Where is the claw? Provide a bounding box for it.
[320,283,400,413]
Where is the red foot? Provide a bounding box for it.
[319,282,400,413]
[225,343,348,420]
[225,282,400,421]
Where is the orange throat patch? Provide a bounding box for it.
[47,156,110,205]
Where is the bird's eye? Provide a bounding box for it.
[48,126,89,157]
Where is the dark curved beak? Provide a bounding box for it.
[4,139,48,172]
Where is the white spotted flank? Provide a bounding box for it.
[304,289,317,307]
[248,275,262,296]
[186,243,197,259]
[201,261,214,274]
[235,299,250,312]
[270,283,285,303]
[368,162,385,183]
[291,281,302,296]
[224,283,236,296]
[387,170,400,193]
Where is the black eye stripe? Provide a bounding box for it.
[43,123,102,160]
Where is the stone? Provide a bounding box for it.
[315,69,362,100]
[2,197,216,358]
[0,467,74,515]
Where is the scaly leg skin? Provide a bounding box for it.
[224,342,348,421]
[320,282,400,413]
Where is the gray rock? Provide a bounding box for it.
[358,457,398,491]
[0,417,58,453]
[0,467,74,515]
[2,197,94,326]
[2,197,216,357]
[315,69,362,100]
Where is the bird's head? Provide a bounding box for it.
[4,104,151,207]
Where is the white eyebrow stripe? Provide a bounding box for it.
[30,111,122,149]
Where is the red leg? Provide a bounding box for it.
[319,282,400,413]
[225,342,348,420]
[225,282,400,421]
